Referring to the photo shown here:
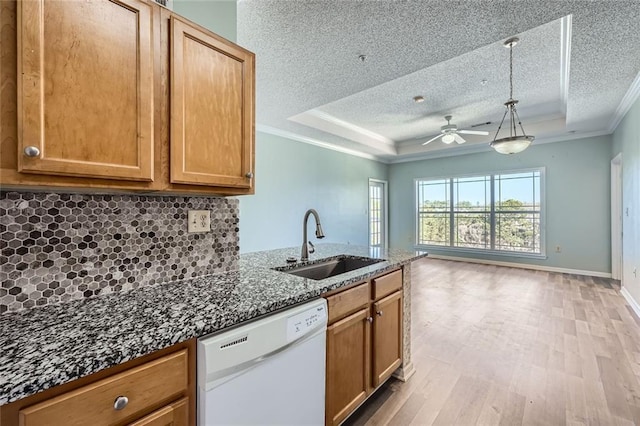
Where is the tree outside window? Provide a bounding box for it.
[416,170,542,255]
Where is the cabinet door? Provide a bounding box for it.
[170,16,254,189]
[128,398,189,426]
[17,0,154,181]
[325,307,371,426]
[372,290,403,388]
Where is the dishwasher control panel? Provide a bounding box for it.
[286,303,327,342]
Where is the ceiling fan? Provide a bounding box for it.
[422,115,489,146]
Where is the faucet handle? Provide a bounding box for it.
[307,241,315,254]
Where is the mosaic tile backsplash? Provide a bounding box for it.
[0,192,239,313]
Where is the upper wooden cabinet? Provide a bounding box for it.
[17,0,154,182]
[170,16,254,189]
[0,0,255,195]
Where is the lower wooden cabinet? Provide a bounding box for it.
[129,397,189,426]
[372,290,403,387]
[0,340,195,426]
[326,307,371,426]
[323,268,404,426]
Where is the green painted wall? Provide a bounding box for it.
[173,0,237,42]
[612,96,640,301]
[239,132,389,253]
[388,136,613,273]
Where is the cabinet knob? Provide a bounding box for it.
[23,146,41,158]
[366,316,373,323]
[376,311,383,316]
[245,172,254,179]
[113,395,129,411]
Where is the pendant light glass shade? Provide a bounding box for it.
[491,37,534,154]
[491,135,534,154]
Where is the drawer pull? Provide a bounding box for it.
[366,316,373,323]
[113,395,129,411]
[245,172,254,179]
[376,310,383,316]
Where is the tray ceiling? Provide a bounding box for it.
[237,1,640,162]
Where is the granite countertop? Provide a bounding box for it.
[0,243,426,405]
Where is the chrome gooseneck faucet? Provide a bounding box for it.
[301,209,325,261]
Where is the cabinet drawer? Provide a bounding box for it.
[325,282,370,324]
[129,397,189,426]
[19,350,188,426]
[372,269,402,300]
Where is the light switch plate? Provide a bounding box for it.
[187,210,210,233]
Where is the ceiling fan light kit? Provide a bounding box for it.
[441,134,455,144]
[490,37,535,155]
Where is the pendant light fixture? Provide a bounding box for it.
[490,37,535,154]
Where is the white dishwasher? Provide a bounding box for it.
[197,298,328,426]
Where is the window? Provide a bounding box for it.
[369,179,387,248]
[416,169,543,256]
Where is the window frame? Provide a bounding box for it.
[368,178,388,249]
[414,167,546,259]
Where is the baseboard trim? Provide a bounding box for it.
[621,287,640,319]
[426,254,612,278]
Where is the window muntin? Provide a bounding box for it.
[416,169,543,255]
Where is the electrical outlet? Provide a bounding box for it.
[187,210,210,233]
[555,245,562,253]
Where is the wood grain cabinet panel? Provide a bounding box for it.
[372,290,403,387]
[170,16,254,189]
[325,307,371,426]
[129,397,189,426]
[18,350,188,426]
[325,282,369,324]
[17,0,154,181]
[372,269,402,300]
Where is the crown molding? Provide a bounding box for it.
[256,124,389,162]
[288,110,398,155]
[609,71,640,133]
[257,125,611,166]
[388,129,612,164]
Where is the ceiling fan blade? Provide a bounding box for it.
[454,134,466,144]
[471,121,492,128]
[422,134,442,145]
[459,129,490,135]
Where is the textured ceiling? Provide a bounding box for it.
[237,0,640,161]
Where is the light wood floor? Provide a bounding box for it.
[344,258,640,426]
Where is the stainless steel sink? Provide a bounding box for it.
[274,255,384,280]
